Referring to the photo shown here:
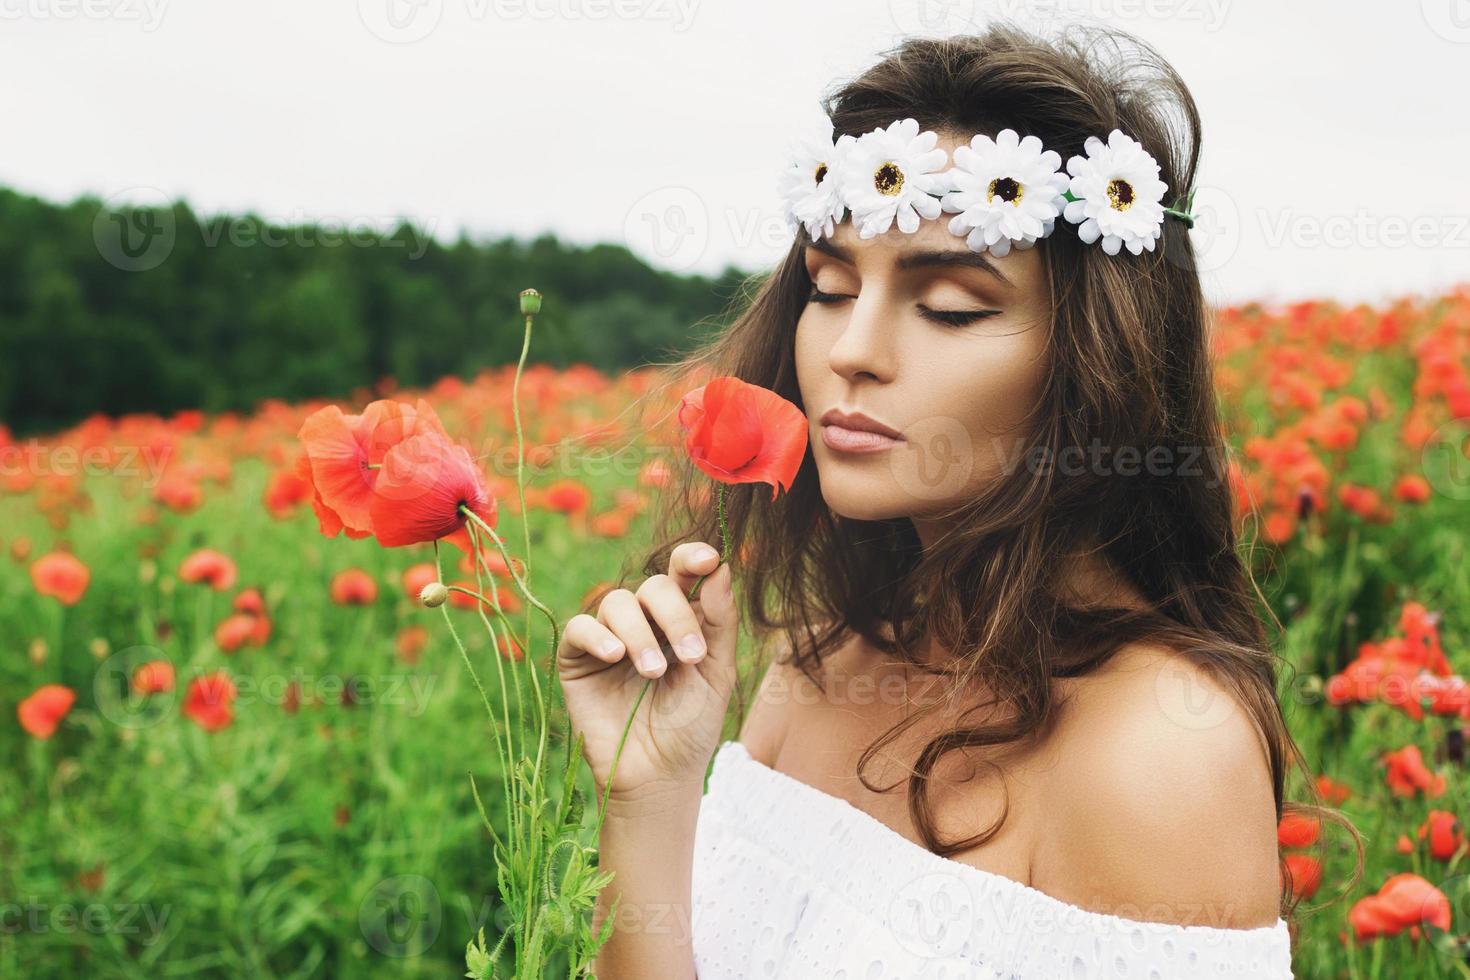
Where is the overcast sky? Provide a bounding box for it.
[2,0,1466,306]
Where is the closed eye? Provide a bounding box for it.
[917,306,1002,327]
[807,286,853,305]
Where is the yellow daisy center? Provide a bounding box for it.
[1107,178,1135,211]
[873,161,904,197]
[987,176,1023,205]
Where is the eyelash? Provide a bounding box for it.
[806,287,1000,327]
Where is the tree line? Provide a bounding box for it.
[0,186,752,434]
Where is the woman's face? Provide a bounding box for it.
[794,130,1053,531]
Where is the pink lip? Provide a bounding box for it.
[818,407,905,454]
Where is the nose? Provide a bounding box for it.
[825,287,898,384]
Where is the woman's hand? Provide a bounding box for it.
[557,541,739,804]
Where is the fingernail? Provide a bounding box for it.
[694,546,719,564]
[599,639,624,658]
[676,633,706,661]
[635,647,665,674]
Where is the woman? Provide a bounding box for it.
[557,22,1355,979]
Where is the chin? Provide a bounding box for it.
[816,468,907,522]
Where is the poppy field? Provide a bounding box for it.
[3,283,1470,978]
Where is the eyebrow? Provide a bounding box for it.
[804,236,1014,289]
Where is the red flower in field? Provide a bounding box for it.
[263,463,312,518]
[1382,744,1446,798]
[591,509,631,538]
[215,614,261,652]
[1315,774,1352,805]
[1396,834,1415,854]
[17,683,75,739]
[179,549,238,591]
[1393,474,1432,504]
[233,588,266,617]
[1277,813,1320,849]
[1417,810,1465,861]
[401,563,438,601]
[297,399,447,538]
[131,660,175,695]
[183,672,237,731]
[545,479,592,515]
[331,568,379,606]
[368,432,497,552]
[1282,854,1321,900]
[30,552,90,606]
[678,376,809,501]
[1349,873,1451,942]
[396,625,429,665]
[497,633,525,661]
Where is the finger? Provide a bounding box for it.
[636,574,707,665]
[668,541,722,596]
[597,589,668,678]
[694,562,739,676]
[557,613,627,668]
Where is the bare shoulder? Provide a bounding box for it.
[735,629,825,768]
[1036,643,1282,929]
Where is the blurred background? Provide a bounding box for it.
[1,2,1468,978]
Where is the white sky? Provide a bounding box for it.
[2,0,1467,306]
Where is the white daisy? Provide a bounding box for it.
[1062,129,1169,256]
[838,117,950,239]
[777,121,850,241]
[939,128,1070,257]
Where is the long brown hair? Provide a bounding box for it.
[604,21,1362,930]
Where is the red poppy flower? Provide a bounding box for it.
[30,552,90,606]
[545,479,592,515]
[214,614,259,652]
[401,563,438,600]
[1277,813,1321,849]
[1417,810,1465,861]
[1349,873,1452,942]
[18,684,75,739]
[1282,854,1321,900]
[367,432,497,552]
[1383,744,1446,798]
[678,376,808,501]
[131,660,175,695]
[263,463,312,518]
[179,549,238,591]
[183,672,237,731]
[298,399,447,538]
[233,588,266,617]
[396,625,429,665]
[331,568,379,606]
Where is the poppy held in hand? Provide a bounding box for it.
[368,431,498,552]
[678,376,808,501]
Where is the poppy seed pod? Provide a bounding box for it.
[519,288,542,315]
[419,581,450,608]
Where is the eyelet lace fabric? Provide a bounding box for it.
[690,740,1294,979]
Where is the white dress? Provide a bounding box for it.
[690,739,1295,979]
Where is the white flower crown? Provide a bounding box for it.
[778,117,1196,258]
